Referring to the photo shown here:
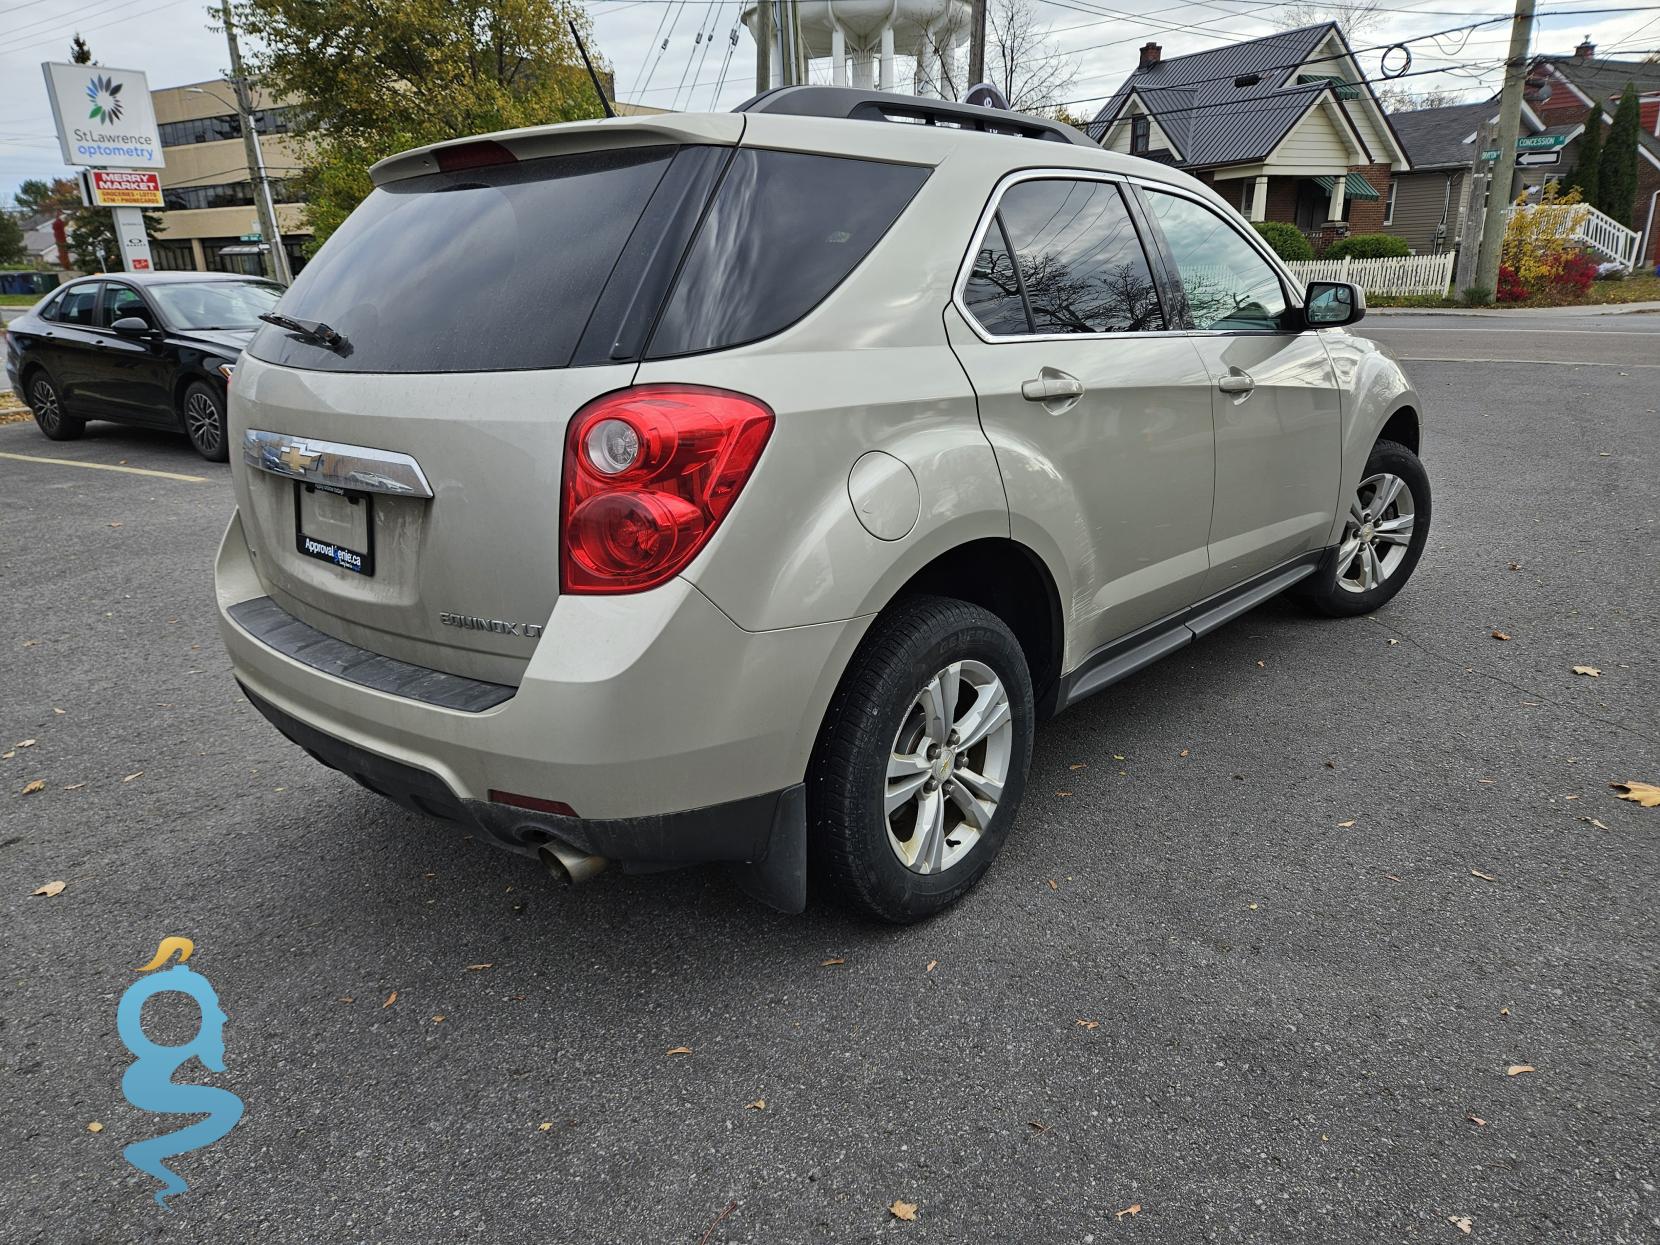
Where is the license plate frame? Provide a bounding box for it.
[294,481,375,577]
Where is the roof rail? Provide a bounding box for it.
[734,86,1097,149]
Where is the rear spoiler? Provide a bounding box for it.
[370,114,745,187]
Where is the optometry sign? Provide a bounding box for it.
[41,62,165,169]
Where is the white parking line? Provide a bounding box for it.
[0,451,209,482]
[1397,357,1660,368]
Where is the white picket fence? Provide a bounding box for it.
[1284,252,1456,297]
[1504,201,1640,268]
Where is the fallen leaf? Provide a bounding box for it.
[122,771,142,783]
[465,963,493,971]
[745,1098,765,1110]
[1478,778,1496,784]
[1387,637,1400,646]
[1508,561,1521,571]
[18,739,35,748]
[1028,1120,1047,1132]
[1471,869,1498,881]
[667,1046,692,1056]
[1506,1064,1534,1076]
[1,751,12,760]
[1610,781,1660,808]
[1467,1114,1486,1127]
[1491,630,1512,641]
[538,1122,553,1131]
[53,708,64,715]
[87,1122,103,1133]
[1115,1204,1142,1221]
[1248,902,1260,910]
[821,957,845,966]
[1255,660,1266,668]
[108,521,122,528]
[1055,790,1072,798]
[32,881,65,897]
[63,783,84,790]
[1112,754,1125,761]
[382,991,397,1009]
[1580,817,1611,830]
[890,1200,918,1222]
[1178,749,1190,757]
[1047,879,1058,891]
[1069,762,1087,770]
[1499,1007,1510,1017]
[337,996,354,1004]
[1336,819,1356,828]
[1572,665,1600,677]
[21,779,45,795]
[1449,1216,1472,1235]
[925,960,937,972]
[1384,873,1403,882]
[1076,1019,1099,1030]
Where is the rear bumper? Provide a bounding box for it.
[240,681,807,910]
[215,509,862,901]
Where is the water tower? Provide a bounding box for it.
[741,0,972,98]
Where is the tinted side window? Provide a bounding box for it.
[646,149,928,358]
[247,146,677,373]
[101,285,152,327]
[962,217,1030,336]
[53,285,101,327]
[996,179,1163,334]
[1143,191,1288,331]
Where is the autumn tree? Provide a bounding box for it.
[916,0,1078,114]
[234,0,610,248]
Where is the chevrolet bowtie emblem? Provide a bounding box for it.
[277,442,321,473]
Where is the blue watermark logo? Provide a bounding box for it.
[116,937,244,1208]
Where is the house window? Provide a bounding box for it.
[1383,179,1397,225]
[1131,115,1149,155]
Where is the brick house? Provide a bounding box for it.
[1524,41,1660,268]
[1088,23,1411,247]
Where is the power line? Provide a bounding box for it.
[0,0,197,55]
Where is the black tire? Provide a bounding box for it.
[1299,438,1430,618]
[809,595,1034,923]
[25,370,84,441]
[182,381,229,462]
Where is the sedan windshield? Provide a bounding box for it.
[148,280,283,330]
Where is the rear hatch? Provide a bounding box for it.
[229,121,740,686]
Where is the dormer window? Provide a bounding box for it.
[1131,115,1150,154]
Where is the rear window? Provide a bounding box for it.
[246,146,676,373]
[644,149,928,358]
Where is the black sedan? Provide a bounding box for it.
[4,272,283,462]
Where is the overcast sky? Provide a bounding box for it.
[3,0,1657,206]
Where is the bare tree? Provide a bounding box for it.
[1375,84,1468,112]
[916,0,1078,114]
[1269,2,1387,43]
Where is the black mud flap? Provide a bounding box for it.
[731,784,807,914]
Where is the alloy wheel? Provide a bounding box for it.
[884,660,1013,875]
[30,378,60,432]
[1337,471,1416,594]
[185,391,222,455]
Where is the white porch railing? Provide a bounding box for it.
[1504,201,1641,268]
[1284,253,1456,297]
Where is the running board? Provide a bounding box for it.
[1055,551,1326,713]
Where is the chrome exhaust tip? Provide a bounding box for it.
[538,838,608,886]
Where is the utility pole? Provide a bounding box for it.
[756,0,772,92]
[968,0,987,90]
[1474,0,1535,295]
[1455,119,1496,294]
[219,0,291,284]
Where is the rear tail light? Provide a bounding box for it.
[560,385,774,594]
[435,140,517,172]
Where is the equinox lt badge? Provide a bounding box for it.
[440,612,544,639]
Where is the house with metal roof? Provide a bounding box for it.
[1088,23,1410,245]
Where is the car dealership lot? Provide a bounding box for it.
[3,316,1657,1243]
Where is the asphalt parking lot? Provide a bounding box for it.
[3,312,1657,1243]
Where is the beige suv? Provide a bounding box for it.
[216,87,1429,921]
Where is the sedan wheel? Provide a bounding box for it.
[1337,471,1416,594]
[182,383,229,462]
[28,374,84,441]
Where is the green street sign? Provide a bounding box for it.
[1482,134,1569,160]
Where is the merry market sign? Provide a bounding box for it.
[42,62,165,169]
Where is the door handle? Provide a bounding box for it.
[1021,367,1085,409]
[1217,369,1255,395]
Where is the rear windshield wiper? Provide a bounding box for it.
[259,312,347,351]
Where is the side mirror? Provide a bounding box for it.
[110,316,155,336]
[1303,280,1365,328]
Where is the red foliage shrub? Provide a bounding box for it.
[1552,252,1598,294]
[1496,264,1531,303]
